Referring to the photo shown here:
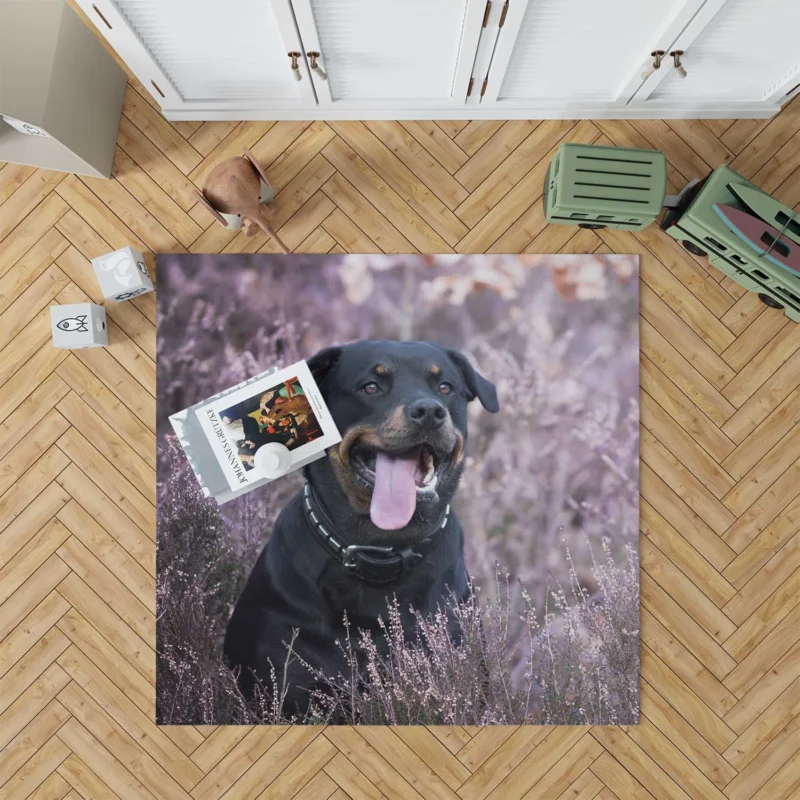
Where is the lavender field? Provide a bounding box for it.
[156,254,640,725]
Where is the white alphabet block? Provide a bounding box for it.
[51,303,108,349]
[91,246,154,302]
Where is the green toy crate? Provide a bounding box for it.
[544,143,667,231]
[660,164,800,323]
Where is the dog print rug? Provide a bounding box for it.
[156,253,640,726]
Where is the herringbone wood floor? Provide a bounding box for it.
[3,31,800,800]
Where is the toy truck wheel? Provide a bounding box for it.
[758,293,784,310]
[578,223,606,229]
[682,240,707,257]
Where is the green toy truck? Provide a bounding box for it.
[544,142,800,322]
[543,143,667,231]
[659,165,800,323]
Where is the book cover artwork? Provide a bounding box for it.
[170,360,341,504]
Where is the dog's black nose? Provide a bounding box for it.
[407,398,446,428]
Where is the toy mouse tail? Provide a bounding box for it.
[255,214,290,254]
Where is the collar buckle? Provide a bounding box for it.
[342,544,395,570]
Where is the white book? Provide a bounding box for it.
[169,360,341,504]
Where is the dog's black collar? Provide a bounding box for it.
[302,483,450,584]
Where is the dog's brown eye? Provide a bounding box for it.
[438,381,453,394]
[361,381,381,395]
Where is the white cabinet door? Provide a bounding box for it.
[290,0,487,109]
[75,0,316,112]
[632,0,800,109]
[479,0,707,110]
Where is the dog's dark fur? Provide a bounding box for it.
[223,340,499,714]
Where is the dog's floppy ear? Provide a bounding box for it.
[307,346,343,387]
[442,347,499,413]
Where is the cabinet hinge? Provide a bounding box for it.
[480,77,489,97]
[482,0,491,27]
[467,77,474,97]
[499,0,509,27]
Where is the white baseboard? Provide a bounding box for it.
[163,103,779,122]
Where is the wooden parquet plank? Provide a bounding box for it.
[57,753,122,800]
[356,727,458,800]
[724,604,800,697]
[641,393,735,499]
[324,126,462,249]
[724,530,800,622]
[457,121,598,251]
[121,85,202,175]
[0,170,66,243]
[456,728,550,800]
[401,121,470,174]
[723,643,800,734]
[626,715,729,799]
[258,733,338,799]
[0,592,69,683]
[486,727,591,800]
[641,319,737,426]
[392,727,471,790]
[641,619,737,724]
[189,727,285,800]
[55,716,158,800]
[55,428,153,537]
[724,677,800,771]
[55,391,155,500]
[0,696,71,789]
[116,115,201,212]
[262,121,336,192]
[454,119,577,229]
[0,518,72,613]
[0,666,70,756]
[187,121,239,158]
[640,681,737,790]
[323,752,385,800]
[55,464,155,572]
[589,751,656,800]
[722,425,800,516]
[56,501,154,611]
[0,192,69,278]
[639,357,736,464]
[364,120,469,209]
[56,572,154,683]
[724,567,800,662]
[722,460,800,552]
[555,769,605,800]
[453,121,539,192]
[0,228,69,316]
[2,59,800,800]
[322,173,415,253]
[324,727,425,800]
[666,120,735,170]
[640,462,736,570]
[111,147,203,248]
[641,499,736,608]
[56,535,153,643]
[641,538,736,644]
[56,654,202,794]
[0,163,37,205]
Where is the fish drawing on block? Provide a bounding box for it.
[712,204,800,277]
[57,315,89,332]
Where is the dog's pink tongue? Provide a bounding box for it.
[370,450,419,530]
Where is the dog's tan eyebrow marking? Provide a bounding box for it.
[374,364,388,375]
[429,365,441,376]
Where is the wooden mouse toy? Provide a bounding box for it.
[196,149,289,253]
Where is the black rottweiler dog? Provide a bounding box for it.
[223,340,499,714]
